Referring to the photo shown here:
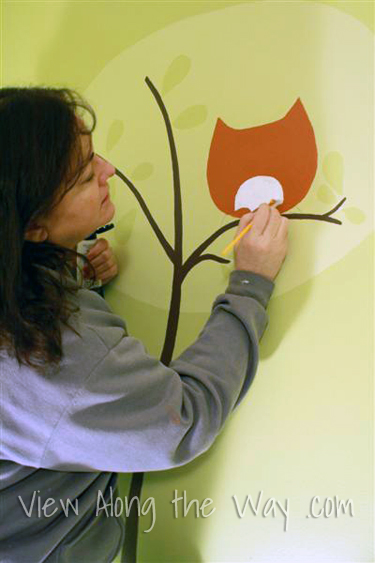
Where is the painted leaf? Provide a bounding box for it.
[131,162,154,181]
[106,119,125,153]
[162,55,191,95]
[343,207,366,224]
[317,184,336,204]
[322,151,344,194]
[174,105,208,130]
[114,209,137,245]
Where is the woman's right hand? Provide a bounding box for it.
[233,203,289,282]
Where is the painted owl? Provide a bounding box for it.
[206,99,318,216]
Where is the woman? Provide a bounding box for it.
[0,87,288,562]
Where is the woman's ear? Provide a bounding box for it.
[24,222,49,243]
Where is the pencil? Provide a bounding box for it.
[221,199,276,257]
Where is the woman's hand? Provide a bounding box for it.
[83,238,118,285]
[234,204,289,281]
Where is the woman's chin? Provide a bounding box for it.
[101,199,116,224]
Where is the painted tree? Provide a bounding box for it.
[110,74,347,562]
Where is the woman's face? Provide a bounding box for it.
[26,130,116,249]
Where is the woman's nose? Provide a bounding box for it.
[97,154,116,181]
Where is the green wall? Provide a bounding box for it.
[3,1,373,560]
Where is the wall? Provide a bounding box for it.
[2,1,373,560]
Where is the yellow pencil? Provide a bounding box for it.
[221,199,276,257]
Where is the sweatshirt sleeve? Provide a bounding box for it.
[39,270,274,473]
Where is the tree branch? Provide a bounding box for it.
[183,198,347,268]
[115,167,175,262]
[283,197,346,224]
[145,76,183,266]
[181,253,231,280]
[183,220,239,275]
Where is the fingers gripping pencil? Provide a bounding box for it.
[221,200,276,257]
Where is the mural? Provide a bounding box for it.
[4,1,373,561]
[89,4,372,312]
[111,79,347,561]
[98,4,372,561]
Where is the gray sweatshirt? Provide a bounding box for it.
[0,269,274,562]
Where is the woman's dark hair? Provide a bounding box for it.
[0,86,98,374]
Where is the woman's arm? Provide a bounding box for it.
[33,270,274,473]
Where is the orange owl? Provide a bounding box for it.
[206,99,318,216]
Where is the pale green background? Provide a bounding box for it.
[2,1,373,561]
